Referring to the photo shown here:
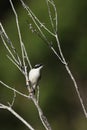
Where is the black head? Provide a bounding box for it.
[34,63,43,69]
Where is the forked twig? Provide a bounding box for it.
[46,0,58,33]
[8,90,16,107]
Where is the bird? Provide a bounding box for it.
[28,64,43,94]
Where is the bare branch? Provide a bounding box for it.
[20,0,87,119]
[65,65,87,118]
[0,103,35,130]
[0,80,29,98]
[20,0,55,37]
[0,23,21,67]
[20,0,64,64]
[55,32,87,118]
[0,80,52,129]
[9,0,32,92]
[0,22,22,67]
[7,55,25,75]
[9,0,32,70]
[31,96,52,130]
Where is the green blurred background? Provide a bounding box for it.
[0,0,87,130]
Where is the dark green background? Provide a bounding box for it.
[0,0,87,130]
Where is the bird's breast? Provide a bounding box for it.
[29,69,40,85]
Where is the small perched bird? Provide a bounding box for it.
[29,64,43,93]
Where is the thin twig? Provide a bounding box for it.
[7,55,25,75]
[46,0,57,33]
[9,0,32,70]
[47,0,58,32]
[9,0,26,68]
[0,22,22,66]
[0,23,20,66]
[0,80,29,99]
[0,23,25,74]
[36,85,40,103]
[20,0,55,37]
[0,103,35,130]
[8,90,16,107]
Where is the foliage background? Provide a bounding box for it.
[0,0,87,130]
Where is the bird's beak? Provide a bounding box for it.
[40,64,44,69]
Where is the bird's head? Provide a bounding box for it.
[34,64,43,70]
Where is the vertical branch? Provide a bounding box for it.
[9,0,24,65]
[36,85,40,103]
[9,0,25,68]
[9,0,32,92]
[9,0,32,70]
[31,96,52,130]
